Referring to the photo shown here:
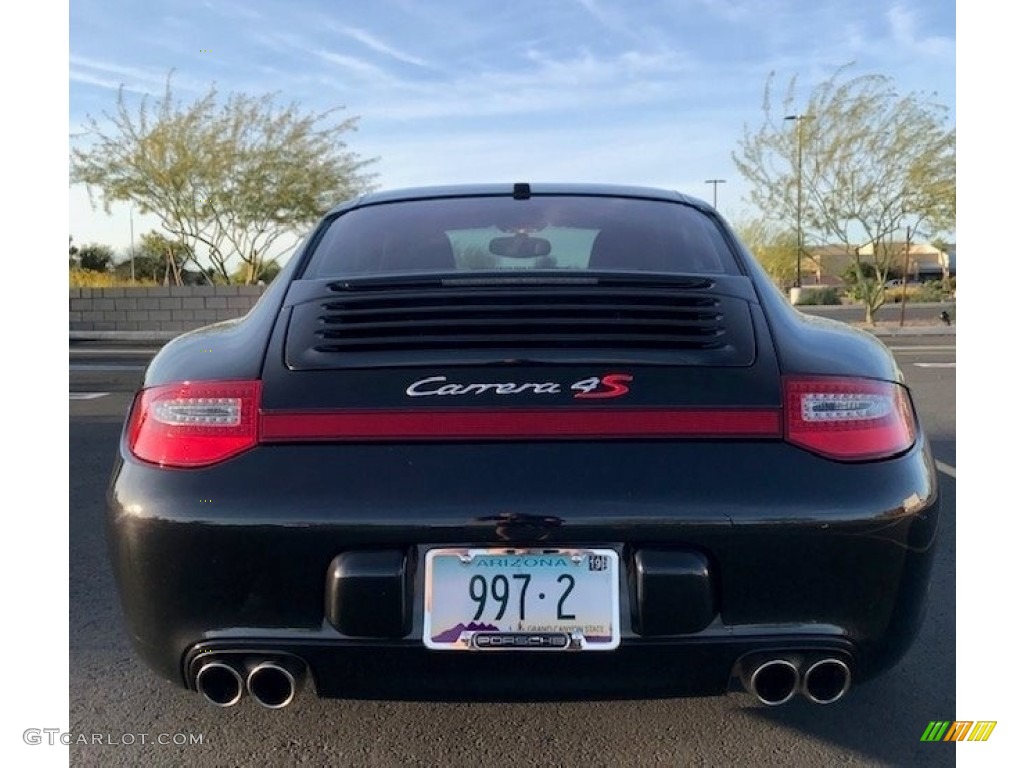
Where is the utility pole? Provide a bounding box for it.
[704,179,726,209]
[129,207,136,285]
[899,226,912,327]
[784,114,811,288]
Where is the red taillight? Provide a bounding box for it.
[127,380,261,468]
[784,376,916,460]
[125,376,914,466]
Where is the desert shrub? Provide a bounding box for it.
[887,280,947,303]
[69,268,158,287]
[910,281,946,302]
[77,243,115,272]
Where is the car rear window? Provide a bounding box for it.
[302,196,739,278]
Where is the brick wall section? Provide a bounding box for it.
[70,286,266,332]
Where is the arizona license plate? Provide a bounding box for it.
[424,548,620,651]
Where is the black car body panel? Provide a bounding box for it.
[141,237,304,388]
[107,184,939,705]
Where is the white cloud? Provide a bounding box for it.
[342,49,696,121]
[361,116,734,197]
[201,0,263,23]
[573,0,621,31]
[573,0,657,44]
[843,22,867,53]
[70,56,164,87]
[685,0,772,24]
[69,55,205,94]
[314,50,398,84]
[69,70,150,95]
[247,30,316,56]
[887,4,954,57]
[326,23,430,68]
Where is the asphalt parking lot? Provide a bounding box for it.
[68,336,956,767]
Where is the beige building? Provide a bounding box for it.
[803,242,953,284]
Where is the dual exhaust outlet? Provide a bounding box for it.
[197,652,847,708]
[743,656,851,706]
[195,657,305,709]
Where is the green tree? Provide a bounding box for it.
[733,66,955,323]
[930,237,953,290]
[114,231,192,283]
[731,218,798,289]
[71,76,377,284]
[77,243,115,272]
[231,258,282,284]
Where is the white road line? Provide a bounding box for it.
[936,461,956,479]
[890,346,957,352]
[913,362,956,368]
[69,392,109,400]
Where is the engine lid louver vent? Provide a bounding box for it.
[285,280,756,369]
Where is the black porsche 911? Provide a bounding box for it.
[106,183,939,709]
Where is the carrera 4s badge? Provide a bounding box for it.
[405,373,634,400]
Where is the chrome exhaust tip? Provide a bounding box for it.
[747,659,800,706]
[802,658,851,704]
[247,661,302,709]
[195,661,244,707]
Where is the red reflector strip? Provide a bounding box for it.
[259,408,782,441]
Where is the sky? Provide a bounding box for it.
[68,0,955,255]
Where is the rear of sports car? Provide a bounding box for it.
[107,185,939,708]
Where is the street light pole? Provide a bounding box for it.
[704,179,726,208]
[784,114,810,288]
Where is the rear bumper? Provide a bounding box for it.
[106,438,939,700]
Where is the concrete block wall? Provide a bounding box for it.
[70,286,266,333]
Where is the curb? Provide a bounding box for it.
[861,326,955,337]
[801,301,955,311]
[71,331,183,343]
